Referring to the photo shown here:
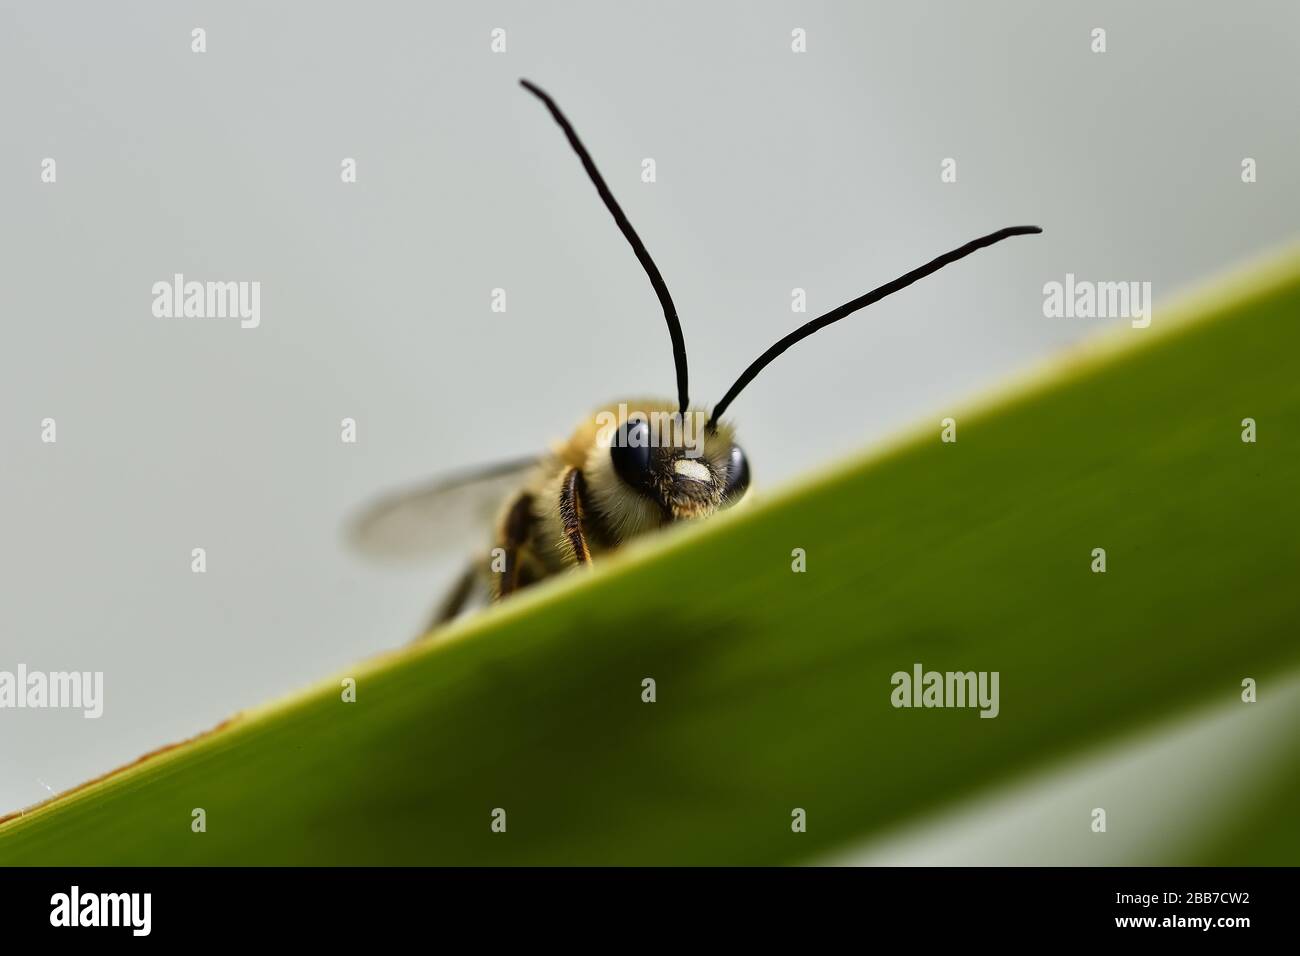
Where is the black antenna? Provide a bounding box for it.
[520,79,691,416]
[708,225,1043,426]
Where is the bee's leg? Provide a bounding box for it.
[558,467,592,565]
[497,491,536,598]
[423,558,483,635]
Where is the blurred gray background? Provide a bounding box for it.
[2,0,1298,828]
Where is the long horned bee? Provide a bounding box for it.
[350,80,1041,631]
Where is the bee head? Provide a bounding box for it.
[610,411,749,523]
[585,402,749,530]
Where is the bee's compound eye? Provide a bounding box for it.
[723,444,750,502]
[610,418,653,491]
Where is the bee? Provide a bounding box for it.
[350,79,1042,632]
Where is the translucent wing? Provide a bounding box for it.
[347,457,539,563]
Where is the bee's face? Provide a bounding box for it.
[581,400,749,538]
[605,410,749,523]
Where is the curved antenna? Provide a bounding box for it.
[708,225,1043,425]
[520,79,691,415]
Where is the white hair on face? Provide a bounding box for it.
[583,430,663,541]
